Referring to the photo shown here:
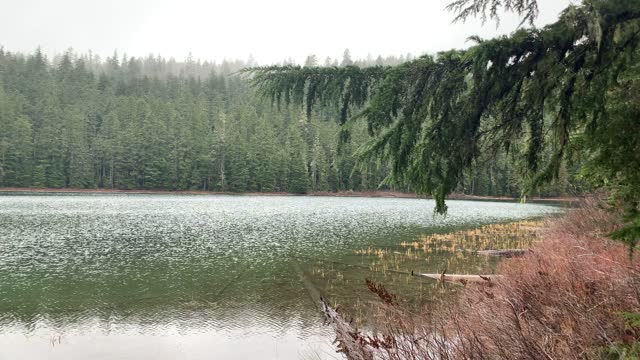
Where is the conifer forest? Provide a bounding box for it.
[0,49,576,196]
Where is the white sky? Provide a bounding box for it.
[0,0,574,65]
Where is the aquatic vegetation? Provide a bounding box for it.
[403,220,542,254]
[310,219,545,323]
[323,200,640,359]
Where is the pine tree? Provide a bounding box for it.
[252,116,278,192]
[213,110,228,191]
[340,49,353,67]
[285,120,309,193]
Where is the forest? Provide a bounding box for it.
[0,48,577,196]
[1,0,639,359]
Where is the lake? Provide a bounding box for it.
[0,194,560,359]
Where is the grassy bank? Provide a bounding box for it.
[324,199,640,359]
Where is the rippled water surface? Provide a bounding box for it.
[0,194,560,359]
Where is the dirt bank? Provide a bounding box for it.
[0,187,578,203]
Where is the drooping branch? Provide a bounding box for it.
[446,0,539,26]
[245,65,389,123]
[245,1,640,215]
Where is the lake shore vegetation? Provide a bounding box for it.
[324,198,640,359]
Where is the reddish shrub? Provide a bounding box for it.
[325,199,640,359]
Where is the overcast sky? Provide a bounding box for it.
[1,0,574,65]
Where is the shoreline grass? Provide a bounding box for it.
[323,198,640,359]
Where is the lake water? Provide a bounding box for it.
[0,194,560,359]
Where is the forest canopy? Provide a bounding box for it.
[0,51,387,194]
[246,0,640,248]
[0,48,578,197]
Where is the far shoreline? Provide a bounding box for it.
[0,187,578,204]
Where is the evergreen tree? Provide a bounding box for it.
[247,0,640,248]
[285,120,309,193]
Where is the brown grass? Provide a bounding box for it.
[324,198,640,359]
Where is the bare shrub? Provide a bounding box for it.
[324,199,640,359]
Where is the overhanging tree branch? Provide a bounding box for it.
[245,1,640,217]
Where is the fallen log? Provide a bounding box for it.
[321,298,376,359]
[477,249,529,257]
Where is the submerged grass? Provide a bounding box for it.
[310,219,544,326]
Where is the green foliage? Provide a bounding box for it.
[0,49,397,194]
[0,44,587,199]
[446,0,539,25]
[246,0,640,250]
[621,312,640,328]
[596,312,640,359]
[248,65,388,123]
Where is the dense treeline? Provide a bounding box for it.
[0,48,382,193]
[0,48,576,195]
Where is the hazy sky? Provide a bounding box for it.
[1,0,574,65]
